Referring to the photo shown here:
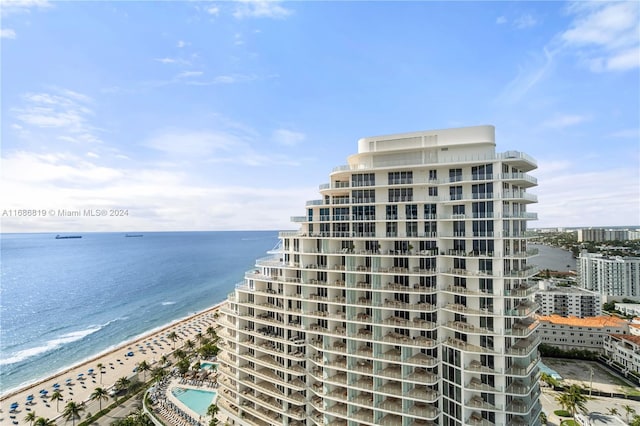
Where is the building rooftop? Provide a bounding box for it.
[537,314,628,328]
[610,333,640,345]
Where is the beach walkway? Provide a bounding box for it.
[1,303,224,425]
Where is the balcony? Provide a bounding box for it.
[352,408,374,423]
[378,365,402,380]
[379,396,403,413]
[407,402,439,419]
[445,337,496,354]
[506,336,540,356]
[467,377,501,393]
[467,412,495,426]
[406,352,438,367]
[406,386,438,402]
[466,395,497,411]
[406,368,438,384]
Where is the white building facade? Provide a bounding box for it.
[602,334,640,379]
[578,253,640,299]
[217,126,542,426]
[537,315,629,353]
[534,283,601,318]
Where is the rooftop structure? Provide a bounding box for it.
[217,125,542,426]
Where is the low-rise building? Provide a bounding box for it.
[535,281,601,317]
[537,315,629,353]
[602,334,640,379]
[614,303,640,317]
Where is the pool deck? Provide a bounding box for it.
[166,377,217,421]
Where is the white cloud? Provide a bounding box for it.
[272,129,305,146]
[542,114,589,129]
[496,47,555,104]
[154,57,191,66]
[11,89,102,145]
[1,0,51,17]
[1,28,16,39]
[496,16,507,25]
[177,40,190,48]
[206,5,220,16]
[144,130,240,157]
[176,71,204,78]
[233,0,292,19]
[0,150,310,232]
[534,165,639,227]
[514,14,537,29]
[562,1,640,72]
[608,128,640,139]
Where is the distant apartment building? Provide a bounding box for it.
[577,228,637,242]
[602,334,640,378]
[535,281,601,318]
[578,252,640,299]
[614,303,640,317]
[537,315,629,353]
[217,126,542,426]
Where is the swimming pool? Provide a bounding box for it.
[200,361,218,370]
[171,387,217,416]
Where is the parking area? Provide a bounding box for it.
[542,357,638,394]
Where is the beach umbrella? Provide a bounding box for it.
[26,395,34,400]
[53,383,60,388]
[88,368,94,374]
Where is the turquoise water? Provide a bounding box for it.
[200,362,218,370]
[539,361,562,380]
[172,387,217,416]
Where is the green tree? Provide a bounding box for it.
[90,387,109,411]
[607,407,619,416]
[137,360,151,381]
[206,326,218,342]
[115,376,131,393]
[207,403,219,418]
[151,366,168,382]
[184,339,195,354]
[630,415,640,426]
[33,418,55,426]
[539,411,547,425]
[540,372,560,389]
[556,384,588,419]
[167,331,179,349]
[24,411,37,426]
[624,405,637,424]
[177,358,190,375]
[96,362,104,384]
[62,401,84,426]
[50,389,63,412]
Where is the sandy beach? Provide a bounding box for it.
[1,302,226,425]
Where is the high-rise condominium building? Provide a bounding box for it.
[578,252,640,299]
[217,125,542,426]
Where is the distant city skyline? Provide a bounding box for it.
[2,1,638,232]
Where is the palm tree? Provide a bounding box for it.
[184,339,195,354]
[97,363,104,384]
[539,411,547,425]
[152,366,168,382]
[556,384,587,419]
[62,401,84,426]
[50,389,63,412]
[174,349,187,361]
[624,405,637,423]
[207,403,219,418]
[90,387,109,411]
[159,354,168,366]
[607,407,620,416]
[206,326,218,342]
[34,417,55,426]
[137,360,151,381]
[167,331,179,349]
[195,332,204,347]
[115,376,131,393]
[24,411,37,426]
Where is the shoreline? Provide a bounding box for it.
[0,300,227,423]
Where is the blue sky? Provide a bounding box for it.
[1,0,638,232]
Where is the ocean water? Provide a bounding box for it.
[0,231,278,395]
